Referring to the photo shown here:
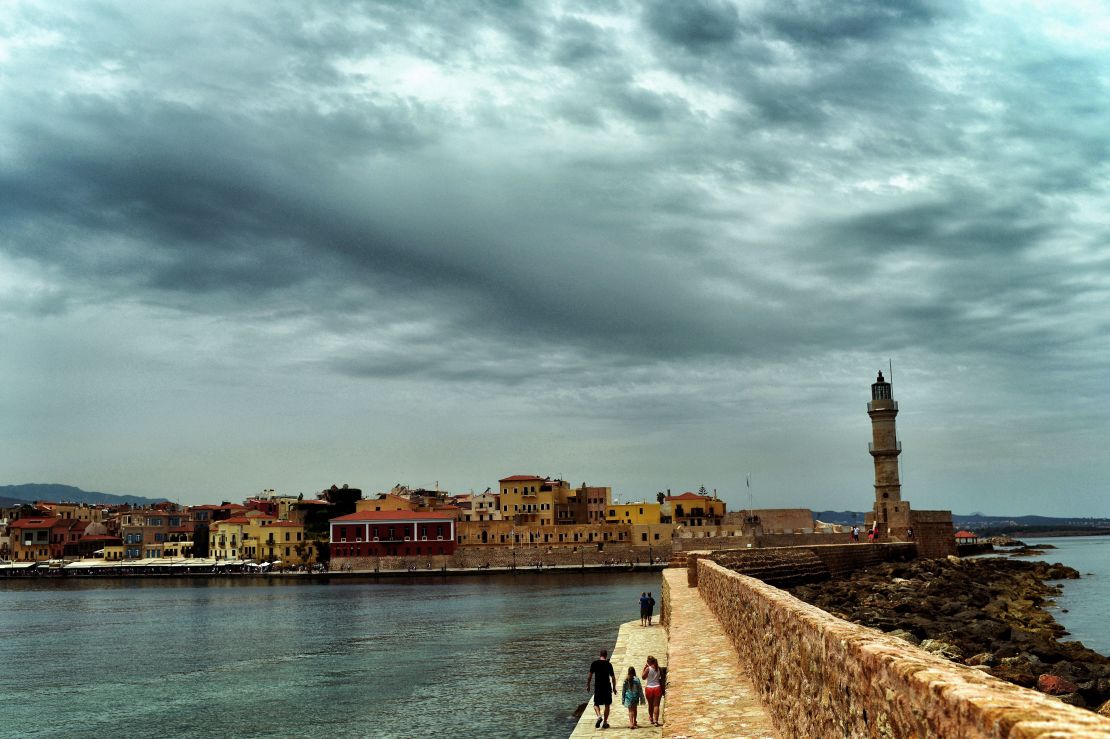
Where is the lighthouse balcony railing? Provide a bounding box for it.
[868,441,902,454]
[866,400,898,412]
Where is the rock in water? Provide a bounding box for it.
[1038,674,1079,695]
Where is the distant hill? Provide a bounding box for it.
[0,483,167,507]
[814,510,1110,529]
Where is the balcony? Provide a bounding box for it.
[868,441,902,455]
[866,400,899,412]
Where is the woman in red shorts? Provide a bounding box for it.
[642,655,664,726]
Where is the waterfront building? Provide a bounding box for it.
[456,491,502,522]
[498,475,568,526]
[251,521,309,564]
[955,530,979,544]
[8,517,59,561]
[356,493,420,513]
[73,522,121,559]
[118,505,193,560]
[606,502,663,526]
[577,484,612,524]
[209,516,252,560]
[35,501,106,523]
[329,510,456,557]
[666,492,726,527]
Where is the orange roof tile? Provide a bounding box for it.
[9,517,58,529]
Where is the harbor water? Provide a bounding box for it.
[2,537,1107,738]
[1022,535,1110,656]
[0,571,661,738]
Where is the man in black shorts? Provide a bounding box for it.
[587,648,617,729]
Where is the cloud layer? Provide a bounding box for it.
[2,0,1109,514]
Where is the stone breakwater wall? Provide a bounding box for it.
[692,558,1110,738]
[332,542,670,571]
[685,543,917,587]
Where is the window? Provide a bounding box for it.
[285,532,291,541]
[642,533,648,541]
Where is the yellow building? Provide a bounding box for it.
[101,544,124,561]
[605,502,663,525]
[253,521,310,564]
[498,475,572,526]
[209,517,252,559]
[209,515,311,565]
[665,492,726,526]
[356,494,420,513]
[161,540,193,558]
[38,502,105,523]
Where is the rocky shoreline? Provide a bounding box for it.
[788,556,1110,715]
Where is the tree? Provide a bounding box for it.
[656,492,665,504]
[314,540,330,565]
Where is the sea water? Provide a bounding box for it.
[1021,535,1110,656]
[0,571,661,738]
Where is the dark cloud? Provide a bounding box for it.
[644,0,741,48]
[2,0,1109,512]
[761,0,955,46]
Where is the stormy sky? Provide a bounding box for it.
[3,1,1108,516]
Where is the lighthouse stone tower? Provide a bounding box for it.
[866,370,912,540]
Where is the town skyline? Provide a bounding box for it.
[3,2,1109,517]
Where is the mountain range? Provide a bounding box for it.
[0,483,167,508]
[814,510,1110,529]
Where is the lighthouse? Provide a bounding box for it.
[867,370,912,540]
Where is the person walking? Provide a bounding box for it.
[646,592,656,626]
[642,655,663,726]
[621,666,645,729]
[639,592,650,626]
[587,648,617,729]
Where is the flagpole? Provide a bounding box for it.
[746,473,753,528]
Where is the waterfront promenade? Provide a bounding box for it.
[570,620,667,738]
[661,568,778,739]
[571,570,778,738]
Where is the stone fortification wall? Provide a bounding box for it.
[721,508,815,530]
[673,530,857,552]
[911,508,957,558]
[806,541,916,576]
[332,542,670,571]
[692,558,1110,738]
[686,543,916,586]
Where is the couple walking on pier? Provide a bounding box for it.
[639,591,656,626]
[587,650,664,729]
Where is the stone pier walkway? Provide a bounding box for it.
[662,568,778,739]
[570,620,668,738]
